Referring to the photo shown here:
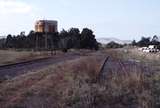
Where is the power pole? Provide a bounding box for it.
[50,34,54,55]
[36,34,38,51]
[44,20,48,51]
[44,33,48,50]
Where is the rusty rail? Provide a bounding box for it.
[96,56,110,82]
[0,57,52,69]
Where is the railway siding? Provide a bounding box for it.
[97,56,151,84]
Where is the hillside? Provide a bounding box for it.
[97,37,132,45]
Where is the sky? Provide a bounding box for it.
[0,0,160,40]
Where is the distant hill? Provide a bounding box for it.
[97,37,132,45]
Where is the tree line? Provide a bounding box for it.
[104,35,160,49]
[132,35,160,49]
[105,41,124,49]
[0,28,99,51]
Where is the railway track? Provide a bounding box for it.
[0,54,81,80]
[96,56,110,82]
[0,57,52,68]
[97,56,152,84]
[0,51,97,81]
[74,56,112,108]
[79,56,152,107]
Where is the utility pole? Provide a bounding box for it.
[45,33,48,50]
[35,34,38,51]
[44,20,48,51]
[53,38,57,55]
[50,34,54,55]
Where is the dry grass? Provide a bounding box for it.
[102,70,152,108]
[62,63,153,108]
[0,49,159,108]
[130,48,160,61]
[0,55,104,108]
[102,49,160,108]
[0,50,54,65]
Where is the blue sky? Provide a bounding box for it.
[0,0,160,40]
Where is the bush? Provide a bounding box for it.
[105,41,123,48]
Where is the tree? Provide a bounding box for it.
[50,32,59,54]
[27,30,36,48]
[20,31,25,37]
[2,27,99,51]
[80,28,99,50]
[105,41,123,48]
[5,34,13,48]
[68,28,81,49]
[0,38,6,49]
[152,35,159,42]
[137,37,150,47]
[59,29,69,51]
[131,40,137,46]
[151,35,160,46]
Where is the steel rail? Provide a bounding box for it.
[0,57,52,69]
[96,56,110,82]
